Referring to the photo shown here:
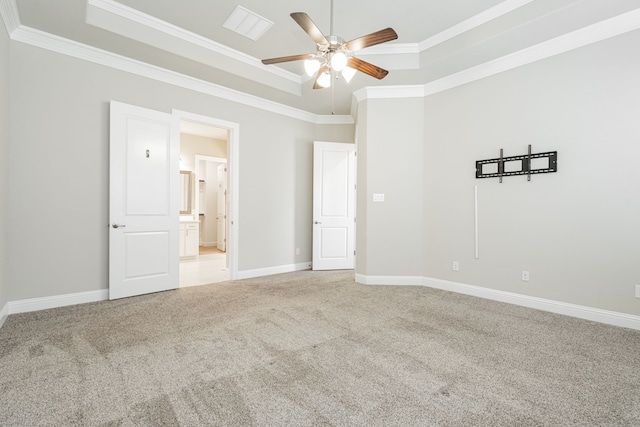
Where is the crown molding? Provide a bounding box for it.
[0,0,19,35]
[355,8,640,104]
[85,0,535,87]
[346,0,535,58]
[419,0,535,52]
[360,43,420,56]
[10,25,352,125]
[353,85,425,104]
[86,0,303,95]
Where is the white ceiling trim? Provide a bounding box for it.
[348,0,535,57]
[354,8,640,104]
[10,25,353,125]
[360,43,420,56]
[418,0,535,52]
[0,0,19,34]
[85,0,537,85]
[86,0,303,95]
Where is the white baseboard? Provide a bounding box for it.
[355,274,424,286]
[237,262,312,280]
[0,301,8,329]
[8,289,109,315]
[356,274,640,331]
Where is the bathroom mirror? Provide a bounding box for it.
[180,170,192,214]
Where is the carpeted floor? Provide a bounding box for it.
[1,270,639,426]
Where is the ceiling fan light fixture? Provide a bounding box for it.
[317,71,332,88]
[304,58,321,76]
[330,51,347,72]
[341,66,356,83]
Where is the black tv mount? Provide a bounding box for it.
[475,145,557,182]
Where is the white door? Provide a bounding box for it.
[217,164,227,251]
[312,141,355,270]
[109,101,179,299]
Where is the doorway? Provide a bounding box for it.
[183,155,228,286]
[175,110,239,285]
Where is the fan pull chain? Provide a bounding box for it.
[331,69,335,115]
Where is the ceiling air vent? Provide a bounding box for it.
[223,6,273,41]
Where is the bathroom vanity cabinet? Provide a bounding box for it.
[179,220,199,258]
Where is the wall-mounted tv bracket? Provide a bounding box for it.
[475,145,557,182]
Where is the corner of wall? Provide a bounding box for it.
[0,302,7,329]
[0,2,10,330]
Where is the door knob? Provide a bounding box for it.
[112,223,126,229]
[314,221,322,224]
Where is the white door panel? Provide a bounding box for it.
[109,101,179,299]
[313,141,355,270]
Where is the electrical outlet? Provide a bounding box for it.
[452,261,460,271]
[522,271,530,282]
[635,285,640,299]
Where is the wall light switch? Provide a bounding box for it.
[373,193,385,202]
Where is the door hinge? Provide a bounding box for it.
[354,217,356,223]
[354,250,356,255]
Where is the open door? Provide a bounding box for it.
[312,141,356,270]
[109,101,179,299]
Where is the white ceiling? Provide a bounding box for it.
[8,0,640,116]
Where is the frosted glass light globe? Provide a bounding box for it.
[317,71,331,88]
[341,66,356,83]
[330,52,347,72]
[304,58,320,76]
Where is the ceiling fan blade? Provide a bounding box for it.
[347,57,389,80]
[262,53,315,65]
[343,28,398,52]
[290,12,329,46]
[313,64,330,90]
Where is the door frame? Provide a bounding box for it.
[195,155,227,254]
[173,110,239,280]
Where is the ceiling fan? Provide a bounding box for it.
[261,2,398,89]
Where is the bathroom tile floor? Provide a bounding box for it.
[179,250,229,287]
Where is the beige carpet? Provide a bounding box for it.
[1,270,639,426]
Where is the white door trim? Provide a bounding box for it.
[173,110,239,280]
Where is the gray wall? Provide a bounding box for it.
[356,97,425,277]
[0,21,9,314]
[7,42,353,301]
[357,31,640,316]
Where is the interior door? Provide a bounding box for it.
[216,164,227,251]
[312,141,355,270]
[109,101,179,299]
